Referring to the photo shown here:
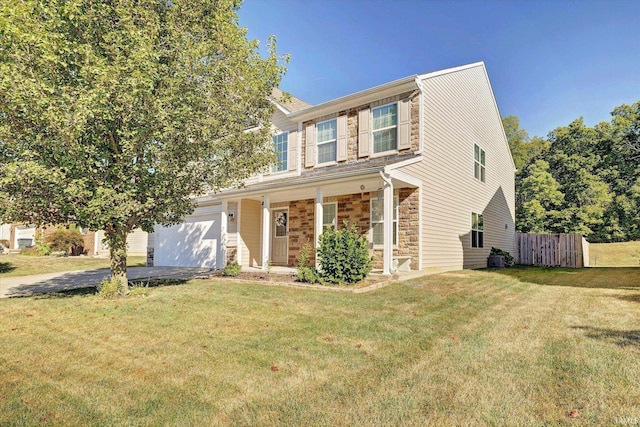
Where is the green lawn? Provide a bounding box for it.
[590,241,640,267]
[1,269,638,426]
[0,254,146,277]
[492,266,640,289]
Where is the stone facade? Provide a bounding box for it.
[276,187,419,270]
[226,247,237,265]
[301,90,420,170]
[287,198,316,266]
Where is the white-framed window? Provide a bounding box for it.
[471,212,484,248]
[474,144,485,182]
[371,195,398,246]
[317,119,337,164]
[272,132,288,172]
[372,103,398,154]
[322,202,337,232]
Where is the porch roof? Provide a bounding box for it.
[215,154,422,203]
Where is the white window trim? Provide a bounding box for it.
[474,143,486,183]
[371,102,399,157]
[316,118,338,166]
[271,131,289,174]
[322,202,338,232]
[371,194,399,248]
[471,211,484,249]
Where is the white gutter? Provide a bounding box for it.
[288,75,419,122]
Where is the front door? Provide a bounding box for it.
[271,208,289,265]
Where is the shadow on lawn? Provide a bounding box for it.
[572,326,640,349]
[27,279,190,299]
[488,266,640,290]
[0,261,16,274]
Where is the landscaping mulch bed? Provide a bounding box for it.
[208,270,392,291]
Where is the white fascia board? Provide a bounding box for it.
[288,75,418,122]
[479,64,517,171]
[269,98,291,115]
[384,155,423,170]
[386,169,422,188]
[216,166,386,200]
[416,61,485,81]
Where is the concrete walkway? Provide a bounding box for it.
[0,267,212,298]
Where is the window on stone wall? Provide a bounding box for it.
[317,119,337,164]
[372,103,398,153]
[272,132,288,172]
[474,143,485,182]
[371,195,398,245]
[471,211,484,248]
[322,202,337,232]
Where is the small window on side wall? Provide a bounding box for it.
[471,212,484,248]
[474,144,485,182]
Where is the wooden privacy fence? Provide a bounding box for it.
[515,233,589,268]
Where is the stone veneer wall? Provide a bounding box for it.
[226,247,237,265]
[283,188,419,270]
[301,91,420,169]
[287,198,316,266]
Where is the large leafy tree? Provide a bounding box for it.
[516,160,563,233]
[0,0,287,289]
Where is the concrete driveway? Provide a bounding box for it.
[0,267,212,298]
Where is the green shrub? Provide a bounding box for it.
[50,251,68,257]
[45,228,85,254]
[21,239,50,256]
[317,221,373,285]
[97,278,125,298]
[490,247,515,267]
[223,261,242,277]
[296,242,319,283]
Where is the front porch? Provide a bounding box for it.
[221,168,421,275]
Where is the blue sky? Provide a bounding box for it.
[238,0,640,138]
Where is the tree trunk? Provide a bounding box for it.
[105,229,128,294]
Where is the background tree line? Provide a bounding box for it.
[504,100,640,242]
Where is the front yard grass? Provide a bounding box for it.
[0,253,146,277]
[1,269,638,426]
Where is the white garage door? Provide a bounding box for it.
[153,213,221,268]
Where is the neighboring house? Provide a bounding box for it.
[0,223,148,256]
[153,62,516,273]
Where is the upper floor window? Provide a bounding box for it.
[474,144,485,182]
[471,212,484,248]
[272,132,288,172]
[371,195,398,246]
[323,202,337,232]
[317,119,337,164]
[372,103,397,153]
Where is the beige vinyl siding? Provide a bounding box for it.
[227,202,238,248]
[95,228,149,256]
[239,199,262,267]
[410,63,515,270]
[126,229,148,255]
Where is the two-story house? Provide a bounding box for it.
[152,62,516,274]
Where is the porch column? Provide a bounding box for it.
[315,187,323,268]
[220,200,228,269]
[381,172,394,275]
[261,195,270,270]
